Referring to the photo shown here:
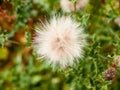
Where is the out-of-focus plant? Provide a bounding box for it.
[0,0,120,90]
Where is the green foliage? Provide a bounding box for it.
[0,33,8,47]
[0,0,120,90]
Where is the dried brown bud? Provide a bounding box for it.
[103,67,116,81]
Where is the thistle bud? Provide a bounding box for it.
[103,67,116,81]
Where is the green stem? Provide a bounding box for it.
[74,2,76,12]
[119,0,120,14]
[109,2,117,15]
[94,61,98,75]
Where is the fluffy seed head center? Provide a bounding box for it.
[51,35,71,54]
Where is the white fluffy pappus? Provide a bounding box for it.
[60,0,88,12]
[33,16,86,69]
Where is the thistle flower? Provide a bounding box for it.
[103,67,116,81]
[114,17,120,27]
[33,16,86,69]
[60,0,88,12]
[114,55,120,68]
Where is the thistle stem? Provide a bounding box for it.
[74,1,77,14]
[119,0,120,14]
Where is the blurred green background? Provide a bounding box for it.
[0,0,120,90]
